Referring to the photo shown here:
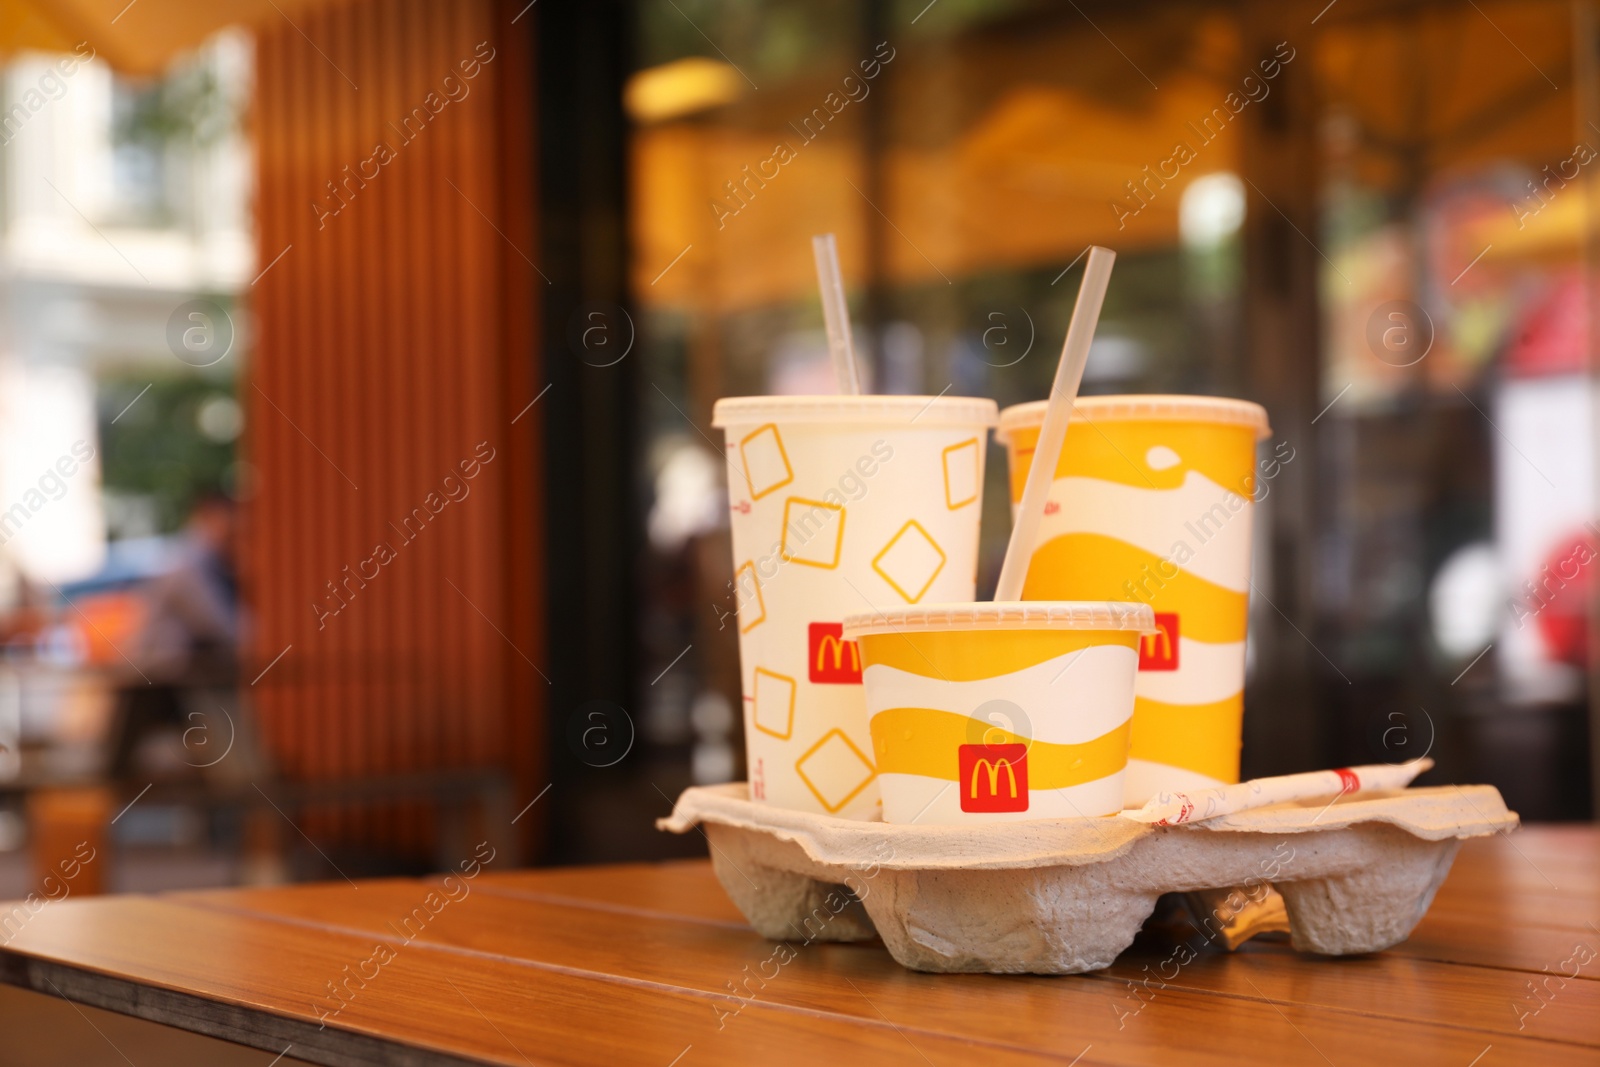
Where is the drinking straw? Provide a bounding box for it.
[1122,759,1435,825]
[992,246,1116,602]
[812,233,862,394]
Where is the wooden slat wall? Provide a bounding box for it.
[247,0,543,853]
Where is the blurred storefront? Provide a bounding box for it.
[0,22,253,887]
[627,0,1600,823]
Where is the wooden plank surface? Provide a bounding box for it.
[1,827,1597,1066]
[0,985,321,1067]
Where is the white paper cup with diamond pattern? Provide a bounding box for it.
[711,396,999,819]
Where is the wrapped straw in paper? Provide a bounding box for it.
[1122,759,1434,826]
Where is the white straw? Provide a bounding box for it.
[993,246,1116,602]
[1122,759,1435,825]
[812,233,861,394]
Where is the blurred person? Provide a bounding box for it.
[106,491,243,779]
[0,577,51,650]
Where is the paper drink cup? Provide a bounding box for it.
[842,601,1153,823]
[996,396,1272,806]
[712,396,998,819]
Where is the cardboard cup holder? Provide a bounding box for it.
[659,782,1518,974]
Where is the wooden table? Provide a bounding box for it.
[1,826,1595,1065]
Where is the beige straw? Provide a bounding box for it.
[993,246,1116,602]
[812,233,862,394]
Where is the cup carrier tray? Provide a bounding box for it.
[659,782,1517,974]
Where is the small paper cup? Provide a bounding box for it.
[842,601,1154,824]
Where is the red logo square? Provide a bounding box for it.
[1139,612,1180,671]
[959,743,1028,813]
[808,622,862,684]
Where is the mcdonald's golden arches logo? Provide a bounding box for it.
[808,622,862,684]
[1139,612,1180,671]
[958,743,1028,813]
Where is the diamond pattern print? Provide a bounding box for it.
[734,561,766,633]
[751,667,796,740]
[780,496,846,570]
[942,438,980,510]
[794,728,876,813]
[872,519,947,604]
[739,424,793,501]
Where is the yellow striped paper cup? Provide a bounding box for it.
[996,396,1272,806]
[842,602,1154,823]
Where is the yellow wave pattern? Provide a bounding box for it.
[1022,533,1247,644]
[1005,419,1258,498]
[870,706,1130,788]
[1128,693,1243,784]
[858,628,1137,682]
[1005,414,1257,790]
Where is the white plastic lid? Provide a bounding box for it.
[712,395,999,429]
[843,601,1156,639]
[996,394,1271,443]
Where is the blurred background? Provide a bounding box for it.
[0,0,1594,899]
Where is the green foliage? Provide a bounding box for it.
[98,372,237,534]
[113,64,234,149]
